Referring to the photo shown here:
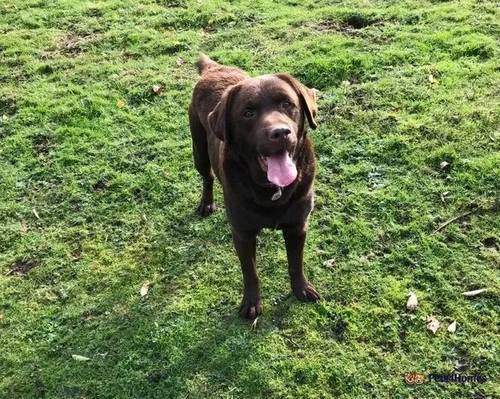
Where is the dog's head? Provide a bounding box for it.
[208,74,317,187]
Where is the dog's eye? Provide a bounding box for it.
[243,109,256,118]
[281,101,292,109]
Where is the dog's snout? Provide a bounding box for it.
[269,127,291,141]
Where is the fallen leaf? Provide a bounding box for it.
[447,320,457,333]
[322,259,336,269]
[20,221,28,234]
[426,315,440,334]
[176,58,184,66]
[116,99,126,108]
[406,291,418,311]
[439,161,450,170]
[428,74,438,84]
[463,288,487,297]
[454,359,467,371]
[72,354,90,361]
[32,208,40,219]
[440,191,450,203]
[140,281,150,297]
[2,114,8,121]
[152,85,162,95]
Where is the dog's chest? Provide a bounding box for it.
[224,190,313,231]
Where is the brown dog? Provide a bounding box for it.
[189,54,320,319]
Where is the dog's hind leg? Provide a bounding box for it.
[189,106,215,216]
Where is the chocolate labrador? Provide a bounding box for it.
[189,54,320,319]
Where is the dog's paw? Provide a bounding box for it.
[239,297,263,320]
[197,201,216,217]
[292,281,320,302]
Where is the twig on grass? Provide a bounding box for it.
[432,206,480,234]
[463,288,488,297]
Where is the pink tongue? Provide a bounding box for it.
[266,152,297,187]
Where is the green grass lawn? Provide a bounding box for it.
[1,0,499,398]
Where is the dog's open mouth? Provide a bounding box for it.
[258,152,297,187]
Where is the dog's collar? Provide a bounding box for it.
[271,186,282,201]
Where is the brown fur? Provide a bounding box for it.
[189,54,320,319]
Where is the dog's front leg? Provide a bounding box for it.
[232,228,262,319]
[283,225,320,302]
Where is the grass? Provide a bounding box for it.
[0,0,499,398]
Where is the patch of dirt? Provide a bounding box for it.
[313,19,342,33]
[308,16,389,44]
[92,177,109,191]
[0,96,17,116]
[56,32,97,56]
[313,16,384,33]
[32,132,55,157]
[482,236,498,251]
[7,258,39,276]
[344,15,382,29]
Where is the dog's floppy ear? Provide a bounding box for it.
[275,73,318,129]
[208,84,240,141]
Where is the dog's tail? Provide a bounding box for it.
[196,53,218,75]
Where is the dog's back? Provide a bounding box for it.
[190,54,248,129]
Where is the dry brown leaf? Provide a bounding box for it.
[20,222,28,234]
[447,320,457,333]
[406,292,418,311]
[463,288,487,297]
[440,191,450,203]
[439,161,450,170]
[140,281,150,297]
[152,85,162,95]
[426,315,440,334]
[116,99,126,108]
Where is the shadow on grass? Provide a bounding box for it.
[4,205,294,398]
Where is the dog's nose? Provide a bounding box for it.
[269,127,291,141]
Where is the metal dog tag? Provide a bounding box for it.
[271,187,282,201]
